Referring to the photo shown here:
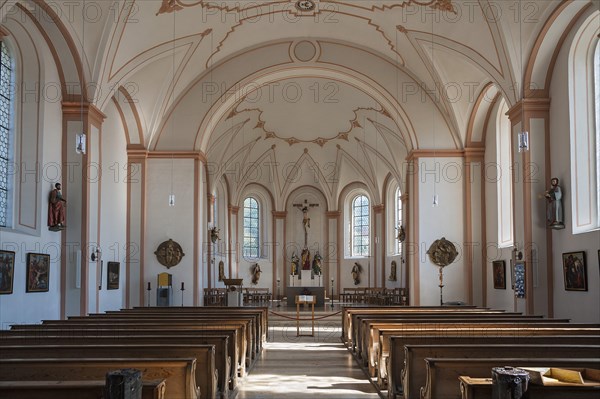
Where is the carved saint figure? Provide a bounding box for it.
[545,177,564,229]
[301,247,311,270]
[251,263,261,285]
[312,251,322,276]
[48,183,67,230]
[388,260,397,281]
[290,253,300,276]
[351,262,362,285]
[218,260,226,281]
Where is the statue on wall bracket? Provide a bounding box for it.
[154,239,185,269]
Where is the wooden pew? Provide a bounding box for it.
[0,344,218,399]
[36,317,255,364]
[121,306,269,345]
[386,335,600,399]
[362,320,581,375]
[0,334,233,396]
[1,326,245,380]
[0,357,200,399]
[402,344,600,399]
[0,379,167,399]
[459,376,600,399]
[421,358,600,399]
[342,306,486,345]
[374,323,600,384]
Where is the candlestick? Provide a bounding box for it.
[147,282,151,290]
[181,282,185,290]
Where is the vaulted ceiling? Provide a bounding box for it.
[2,0,589,206]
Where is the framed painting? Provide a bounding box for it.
[0,250,15,295]
[514,261,525,298]
[26,253,50,293]
[107,261,120,290]
[492,260,506,289]
[562,251,587,291]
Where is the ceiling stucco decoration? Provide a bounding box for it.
[295,0,316,12]
[292,41,319,63]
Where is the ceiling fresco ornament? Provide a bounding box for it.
[295,0,316,12]
[156,0,183,16]
[154,239,185,269]
[229,105,389,147]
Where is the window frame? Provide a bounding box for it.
[0,40,13,228]
[242,196,260,259]
[350,194,370,258]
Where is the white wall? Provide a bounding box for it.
[98,102,128,312]
[0,36,63,326]
[145,159,197,306]
[416,157,466,306]
[548,20,600,323]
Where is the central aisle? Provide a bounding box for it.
[236,306,380,399]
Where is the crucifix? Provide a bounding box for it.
[293,199,319,247]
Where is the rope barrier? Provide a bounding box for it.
[268,310,342,321]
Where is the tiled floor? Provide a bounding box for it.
[236,305,381,398]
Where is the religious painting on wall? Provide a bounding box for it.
[0,250,15,295]
[107,262,120,290]
[562,251,587,291]
[492,260,506,289]
[26,253,50,293]
[513,261,525,298]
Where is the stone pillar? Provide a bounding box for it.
[325,211,340,298]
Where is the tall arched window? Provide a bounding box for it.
[243,197,260,258]
[352,195,370,257]
[0,40,13,228]
[497,99,514,247]
[569,15,599,233]
[595,40,599,223]
[395,188,403,254]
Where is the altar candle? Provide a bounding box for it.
[181,282,185,290]
[147,282,151,290]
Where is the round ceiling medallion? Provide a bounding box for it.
[295,0,315,11]
[293,41,317,62]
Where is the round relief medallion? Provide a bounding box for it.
[293,41,317,62]
[295,0,315,11]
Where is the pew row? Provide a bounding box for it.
[421,358,600,399]
[458,376,600,399]
[0,379,167,399]
[401,344,600,399]
[0,344,218,399]
[386,335,600,399]
[375,324,600,385]
[0,357,200,399]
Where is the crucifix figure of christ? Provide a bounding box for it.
[293,199,319,247]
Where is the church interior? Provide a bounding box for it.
[0,0,599,397]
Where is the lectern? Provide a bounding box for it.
[295,294,316,337]
[223,278,244,307]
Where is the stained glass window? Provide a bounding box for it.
[0,41,12,227]
[352,195,369,257]
[243,197,260,258]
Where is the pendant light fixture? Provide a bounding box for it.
[431,9,439,207]
[168,10,176,207]
[517,0,529,153]
[76,2,86,155]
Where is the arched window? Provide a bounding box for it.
[595,40,599,223]
[352,195,370,257]
[496,99,513,247]
[569,15,599,233]
[0,40,13,228]
[395,188,403,254]
[243,197,260,258]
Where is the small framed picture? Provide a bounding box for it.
[107,262,120,290]
[26,253,50,293]
[492,260,506,289]
[514,261,526,298]
[0,250,15,295]
[562,251,587,291]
